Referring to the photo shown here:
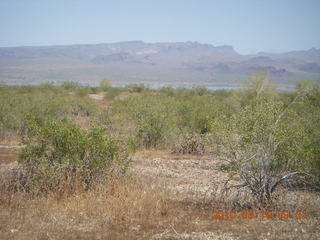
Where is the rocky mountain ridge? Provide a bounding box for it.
[0,41,319,86]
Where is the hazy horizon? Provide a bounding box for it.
[0,40,319,56]
[1,0,320,54]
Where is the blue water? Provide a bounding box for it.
[206,86,242,90]
[2,82,294,92]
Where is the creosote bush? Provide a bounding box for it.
[61,80,80,90]
[211,75,320,205]
[135,106,170,149]
[19,117,131,194]
[0,84,99,141]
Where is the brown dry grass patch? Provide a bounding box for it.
[0,147,19,165]
[0,177,177,240]
[0,149,319,240]
[135,149,212,161]
[0,174,319,240]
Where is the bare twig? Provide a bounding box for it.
[170,224,182,239]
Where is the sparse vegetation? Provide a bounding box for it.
[0,76,319,239]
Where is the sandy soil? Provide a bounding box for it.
[131,151,230,200]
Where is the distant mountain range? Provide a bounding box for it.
[0,41,319,87]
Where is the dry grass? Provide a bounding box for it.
[74,116,94,130]
[0,177,177,240]
[117,91,140,101]
[0,147,19,165]
[135,149,212,161]
[0,150,319,240]
[1,175,319,240]
[0,132,21,146]
[88,93,108,107]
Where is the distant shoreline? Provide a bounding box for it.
[1,81,295,92]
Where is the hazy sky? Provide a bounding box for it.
[1,0,319,54]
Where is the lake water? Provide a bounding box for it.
[3,82,294,92]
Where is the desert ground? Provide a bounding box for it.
[1,144,319,240]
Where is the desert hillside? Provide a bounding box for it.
[1,41,320,87]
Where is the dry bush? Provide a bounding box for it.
[171,133,206,155]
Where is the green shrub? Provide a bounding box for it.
[126,83,147,93]
[112,94,173,148]
[211,86,318,204]
[175,97,218,134]
[212,79,320,204]
[89,86,100,94]
[294,81,320,184]
[159,86,175,97]
[191,85,210,96]
[135,106,169,148]
[19,117,131,193]
[75,86,90,97]
[106,89,236,150]
[0,85,99,140]
[61,81,80,90]
[104,87,121,100]
[100,79,112,91]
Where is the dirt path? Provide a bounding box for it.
[88,93,105,101]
